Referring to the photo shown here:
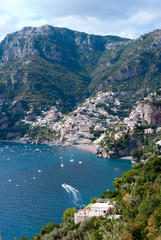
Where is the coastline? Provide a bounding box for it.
[0,140,132,161]
[73,144,97,153]
[0,139,97,154]
[74,144,133,161]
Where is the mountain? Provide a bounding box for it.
[90,29,161,93]
[0,25,127,110]
[0,25,161,140]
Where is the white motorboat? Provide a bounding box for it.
[60,157,64,167]
[70,157,74,162]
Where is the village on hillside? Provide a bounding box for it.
[20,90,157,149]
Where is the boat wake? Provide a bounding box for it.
[62,183,81,205]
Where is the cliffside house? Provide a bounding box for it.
[74,201,114,224]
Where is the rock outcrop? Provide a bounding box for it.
[96,135,144,159]
[131,100,161,126]
[96,143,108,158]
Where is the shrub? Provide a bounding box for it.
[62,207,77,224]
[40,222,59,237]
[154,205,161,228]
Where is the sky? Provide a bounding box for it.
[0,0,161,40]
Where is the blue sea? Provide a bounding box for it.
[0,142,131,239]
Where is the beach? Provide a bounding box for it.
[120,156,132,160]
[73,144,97,153]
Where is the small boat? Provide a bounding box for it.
[79,161,82,164]
[38,169,42,173]
[62,183,66,187]
[60,157,64,167]
[16,185,20,187]
[70,156,74,162]
[33,176,36,180]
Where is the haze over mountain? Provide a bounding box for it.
[0,24,161,139]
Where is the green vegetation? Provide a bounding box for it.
[27,126,57,142]
[133,124,145,136]
[100,156,161,239]
[89,30,161,106]
[0,123,30,140]
[131,130,161,161]
[103,131,131,155]
[114,133,130,150]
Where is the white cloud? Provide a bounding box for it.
[0,0,161,40]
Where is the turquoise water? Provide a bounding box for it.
[0,142,131,239]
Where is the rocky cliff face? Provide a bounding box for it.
[131,100,161,126]
[96,135,143,158]
[0,100,29,139]
[96,143,108,158]
[96,93,161,159]
[0,25,125,65]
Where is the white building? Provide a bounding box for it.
[144,128,154,134]
[90,202,113,216]
[74,202,114,224]
[156,140,161,146]
[114,132,123,140]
